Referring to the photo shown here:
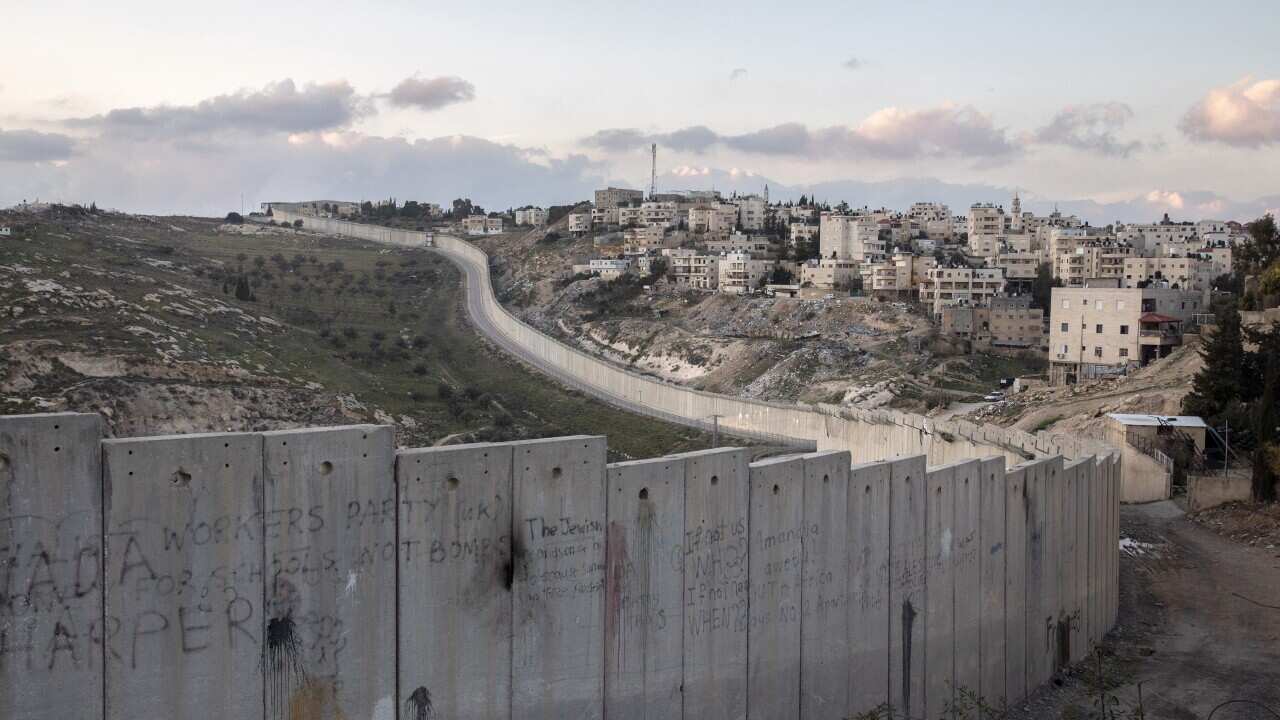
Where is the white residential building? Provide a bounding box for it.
[666,248,720,290]
[688,203,738,234]
[732,195,767,231]
[591,206,620,227]
[705,232,772,256]
[595,187,644,209]
[718,251,775,294]
[919,267,1007,316]
[800,258,861,290]
[1048,285,1204,385]
[587,258,633,280]
[789,222,820,246]
[567,212,592,235]
[514,207,547,226]
[819,213,885,262]
[967,203,1005,237]
[1122,256,1216,301]
[862,253,937,298]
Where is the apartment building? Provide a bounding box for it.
[666,249,720,290]
[623,225,670,253]
[908,202,951,224]
[688,203,738,234]
[718,251,775,294]
[940,296,1044,349]
[800,258,861,290]
[567,212,592,235]
[862,253,937,299]
[789,222,820,246]
[1117,222,1197,255]
[819,213,886,262]
[591,206,620,227]
[461,215,490,235]
[1054,242,1134,287]
[514,207,547,226]
[967,203,1005,236]
[1048,285,1205,385]
[595,187,644,209]
[968,233,1008,257]
[705,232,772,256]
[732,195,767,231]
[1123,256,1215,301]
[919,267,1006,316]
[586,258,633,280]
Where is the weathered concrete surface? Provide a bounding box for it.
[887,454,927,718]
[0,413,104,720]
[1004,464,1028,703]
[678,447,750,720]
[952,459,982,698]
[604,456,684,719]
[847,460,892,715]
[924,463,956,719]
[1071,459,1092,664]
[1023,458,1050,693]
[747,456,804,720]
[978,456,1007,706]
[800,451,851,720]
[511,436,608,720]
[262,425,396,720]
[397,441,513,720]
[102,431,264,720]
[1043,457,1063,677]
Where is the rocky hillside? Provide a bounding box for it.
[0,206,722,459]
[475,223,1046,412]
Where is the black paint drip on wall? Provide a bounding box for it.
[264,612,306,719]
[406,686,435,720]
[901,598,917,717]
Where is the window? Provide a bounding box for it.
[1120,325,1129,335]
[1094,346,1103,358]
[1119,348,1128,358]
[1062,300,1070,309]
[1096,301,1103,310]
[1061,344,1068,354]
[1060,322,1069,332]
[1096,324,1103,333]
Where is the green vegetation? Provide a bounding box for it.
[3,212,731,460]
[1183,213,1280,501]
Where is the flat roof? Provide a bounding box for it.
[1106,413,1207,428]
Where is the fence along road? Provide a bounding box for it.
[267,209,1115,470]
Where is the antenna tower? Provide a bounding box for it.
[650,143,657,199]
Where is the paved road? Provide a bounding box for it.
[428,238,810,448]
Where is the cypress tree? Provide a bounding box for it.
[1183,302,1247,420]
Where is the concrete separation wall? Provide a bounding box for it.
[268,210,1130,492]
[1,412,1120,718]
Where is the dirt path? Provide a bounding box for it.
[1017,501,1280,719]
[1118,501,1280,718]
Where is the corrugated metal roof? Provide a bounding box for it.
[1106,413,1207,428]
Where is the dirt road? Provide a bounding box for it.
[1019,501,1280,719]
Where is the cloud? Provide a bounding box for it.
[66,79,369,140]
[842,57,863,70]
[581,104,1019,161]
[1,125,604,215]
[1180,77,1280,146]
[729,68,747,81]
[386,75,476,111]
[1144,189,1184,209]
[1031,102,1144,157]
[0,128,76,163]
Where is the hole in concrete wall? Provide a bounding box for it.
[0,453,9,472]
[639,487,649,500]
[772,484,780,495]
[865,484,871,494]
[710,475,719,486]
[53,446,61,453]
[282,441,287,446]
[823,474,829,484]
[53,424,59,430]
[171,468,192,487]
[447,476,460,490]
[319,461,334,476]
[551,467,562,479]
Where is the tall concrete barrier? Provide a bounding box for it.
[102,431,264,720]
[397,441,513,720]
[0,413,104,720]
[263,425,397,720]
[268,209,1135,496]
[1,412,1122,719]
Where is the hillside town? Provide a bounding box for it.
[279,185,1246,389]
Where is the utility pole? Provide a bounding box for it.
[1223,420,1231,477]
[709,414,722,448]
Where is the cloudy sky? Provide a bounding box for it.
[2,0,1279,221]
